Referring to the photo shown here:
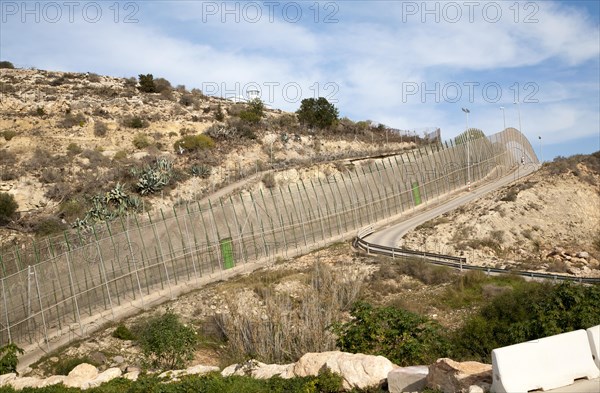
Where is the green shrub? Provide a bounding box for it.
[35,107,46,116]
[54,356,99,376]
[215,104,225,121]
[190,164,212,179]
[454,282,600,362]
[113,150,128,161]
[0,344,23,374]
[296,97,339,129]
[2,130,17,141]
[238,98,265,125]
[0,61,15,69]
[32,216,67,236]
[0,192,18,224]
[138,74,156,93]
[135,309,198,370]
[112,324,135,340]
[173,134,215,152]
[66,143,82,156]
[333,302,450,366]
[132,158,174,195]
[124,116,148,129]
[133,133,151,149]
[60,113,86,128]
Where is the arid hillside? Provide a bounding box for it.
[0,67,414,246]
[402,153,600,277]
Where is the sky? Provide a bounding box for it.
[1,0,599,160]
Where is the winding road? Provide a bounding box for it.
[366,163,539,248]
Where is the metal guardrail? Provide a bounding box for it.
[354,230,600,284]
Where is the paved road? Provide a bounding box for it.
[367,164,539,248]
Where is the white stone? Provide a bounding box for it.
[388,366,429,393]
[64,363,99,388]
[468,385,485,393]
[426,358,491,393]
[185,364,220,376]
[9,377,43,390]
[0,373,16,387]
[124,370,140,381]
[491,329,600,393]
[39,375,66,387]
[84,367,122,389]
[294,351,394,390]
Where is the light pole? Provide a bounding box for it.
[514,101,524,165]
[500,106,506,130]
[538,136,543,164]
[461,107,470,190]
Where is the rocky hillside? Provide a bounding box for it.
[401,152,600,277]
[0,67,412,246]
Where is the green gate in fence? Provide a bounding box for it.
[412,181,422,206]
[220,238,235,269]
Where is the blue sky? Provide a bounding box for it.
[1,1,599,160]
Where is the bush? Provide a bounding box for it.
[0,344,23,374]
[215,104,225,121]
[94,121,109,137]
[333,302,450,366]
[60,112,86,128]
[238,98,265,125]
[138,73,156,93]
[133,133,151,149]
[0,192,18,224]
[173,134,215,153]
[296,97,339,129]
[2,130,17,141]
[66,142,82,156]
[123,116,148,129]
[135,309,198,370]
[112,324,135,340]
[454,282,600,362]
[32,216,67,236]
[190,164,212,179]
[0,61,15,69]
[262,172,276,188]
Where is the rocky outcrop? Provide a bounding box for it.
[221,360,295,379]
[294,351,395,390]
[63,363,99,388]
[220,351,395,390]
[426,358,492,393]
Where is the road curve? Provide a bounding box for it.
[366,164,539,248]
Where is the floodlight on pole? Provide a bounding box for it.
[461,108,471,190]
[500,106,506,130]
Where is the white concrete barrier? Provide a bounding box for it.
[491,329,600,393]
[587,325,600,370]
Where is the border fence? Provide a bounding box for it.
[1,128,537,359]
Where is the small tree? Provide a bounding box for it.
[138,74,156,93]
[0,344,24,374]
[296,97,339,129]
[0,61,15,69]
[239,98,265,125]
[136,310,198,370]
[0,192,18,224]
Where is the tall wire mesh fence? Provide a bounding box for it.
[0,128,538,356]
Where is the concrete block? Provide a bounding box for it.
[586,325,600,370]
[388,365,428,393]
[491,329,600,393]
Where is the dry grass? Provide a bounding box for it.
[212,261,363,365]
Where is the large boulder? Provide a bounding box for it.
[426,358,492,393]
[221,360,294,379]
[38,375,66,387]
[185,364,220,376]
[63,363,99,388]
[9,377,43,390]
[294,351,395,390]
[0,373,16,387]
[388,366,429,393]
[84,367,122,389]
